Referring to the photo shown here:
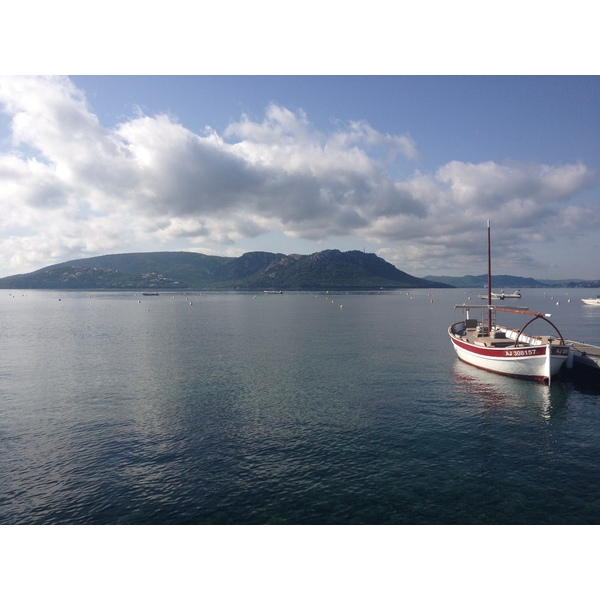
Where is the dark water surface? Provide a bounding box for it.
[1,288,599,524]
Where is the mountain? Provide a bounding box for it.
[424,274,544,288]
[537,279,600,288]
[224,249,448,290]
[425,273,600,288]
[0,250,451,291]
[0,252,231,290]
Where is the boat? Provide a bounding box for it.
[581,296,600,306]
[263,290,283,294]
[142,292,159,296]
[478,289,521,300]
[449,221,570,385]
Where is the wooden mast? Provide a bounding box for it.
[487,219,492,332]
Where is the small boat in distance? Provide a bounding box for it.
[263,290,283,294]
[499,289,521,299]
[478,289,521,300]
[449,221,570,385]
[581,296,600,306]
[142,292,159,296]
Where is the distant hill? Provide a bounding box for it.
[537,279,600,288]
[424,274,600,289]
[424,274,544,288]
[0,250,451,291]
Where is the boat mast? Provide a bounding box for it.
[487,219,492,331]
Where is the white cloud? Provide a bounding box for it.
[0,76,597,278]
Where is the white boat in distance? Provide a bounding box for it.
[449,222,570,385]
[581,296,600,306]
[264,289,283,294]
[478,289,521,300]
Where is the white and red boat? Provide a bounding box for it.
[448,221,570,385]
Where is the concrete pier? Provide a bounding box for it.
[564,340,600,387]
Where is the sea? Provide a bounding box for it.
[1,287,599,525]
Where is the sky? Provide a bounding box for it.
[0,74,598,280]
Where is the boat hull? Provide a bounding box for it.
[449,326,569,383]
[582,298,600,306]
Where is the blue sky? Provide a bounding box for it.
[0,75,598,280]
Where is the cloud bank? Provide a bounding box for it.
[0,76,596,277]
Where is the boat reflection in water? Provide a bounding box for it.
[451,359,569,421]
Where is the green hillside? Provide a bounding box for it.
[424,274,544,288]
[0,250,450,291]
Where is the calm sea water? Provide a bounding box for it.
[1,287,599,524]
